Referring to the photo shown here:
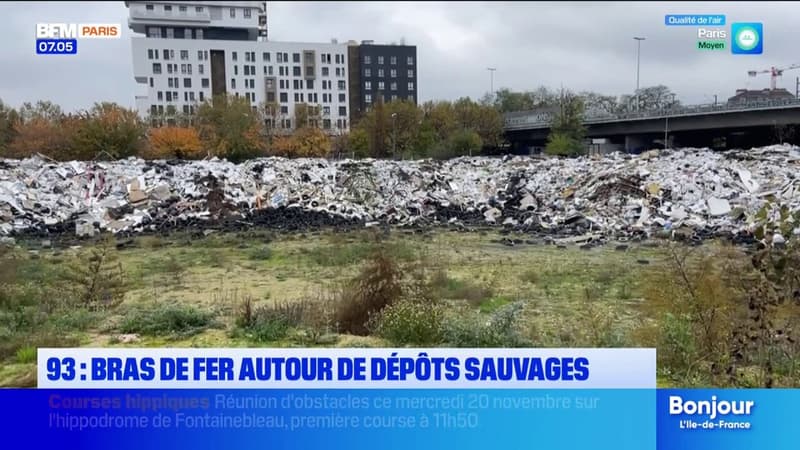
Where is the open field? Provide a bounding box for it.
[1,229,799,388]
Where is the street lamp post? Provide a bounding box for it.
[634,37,646,111]
[487,67,496,99]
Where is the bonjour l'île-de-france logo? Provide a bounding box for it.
[731,23,763,54]
[669,395,755,430]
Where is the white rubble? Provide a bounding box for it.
[0,145,798,242]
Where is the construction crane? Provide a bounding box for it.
[747,63,800,90]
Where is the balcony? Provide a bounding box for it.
[129,9,211,24]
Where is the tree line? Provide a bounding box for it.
[0,85,678,161]
[0,95,504,162]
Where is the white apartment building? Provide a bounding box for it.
[126,1,351,132]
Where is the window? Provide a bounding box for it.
[197,29,203,39]
[179,6,187,12]
[364,56,371,64]
[323,106,330,115]
[306,66,314,77]
[279,93,288,103]
[408,69,414,78]
[364,68,371,77]
[244,8,252,18]
[202,78,209,88]
[267,92,276,102]
[180,50,188,60]
[162,49,169,60]
[232,51,238,61]
[166,28,174,38]
[263,52,270,62]
[365,94,372,104]
[230,8,235,18]
[339,93,346,102]
[152,63,162,74]
[378,69,384,77]
[164,5,172,11]
[378,56,384,64]
[293,53,300,63]
[390,69,397,78]
[234,65,238,75]
[378,81,384,91]
[293,93,300,102]
[337,80,346,90]
[407,56,414,65]
[322,67,329,76]
[147,49,153,59]
[184,78,191,88]
[168,78,174,88]
[306,79,314,89]
[189,92,195,102]
[157,91,163,101]
[147,27,159,38]
[231,78,236,89]
[149,77,153,87]
[196,6,204,12]
[277,52,283,63]
[150,105,157,115]
[146,4,153,10]
[184,92,188,102]
[365,81,371,90]
[204,51,208,60]
[245,52,250,62]
[390,82,397,91]
[244,66,249,75]
[293,80,300,90]
[408,82,415,91]
[335,67,341,77]
[293,66,301,77]
[339,106,347,116]
[199,91,204,101]
[199,64,204,74]
[390,56,397,65]
[167,64,173,74]
[180,64,186,74]
[165,91,171,101]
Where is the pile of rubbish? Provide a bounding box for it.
[1,145,799,243]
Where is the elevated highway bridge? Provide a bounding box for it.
[503,99,800,152]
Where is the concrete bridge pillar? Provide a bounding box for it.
[624,135,648,153]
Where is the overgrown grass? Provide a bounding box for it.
[429,270,495,306]
[119,303,216,337]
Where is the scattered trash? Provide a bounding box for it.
[1,144,799,243]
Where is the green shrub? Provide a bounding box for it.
[247,246,273,261]
[429,270,494,307]
[443,302,530,347]
[15,346,36,364]
[371,299,445,345]
[119,303,215,337]
[235,298,309,343]
[49,308,101,332]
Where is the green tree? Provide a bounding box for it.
[0,100,20,156]
[545,89,586,157]
[72,102,146,160]
[196,94,265,162]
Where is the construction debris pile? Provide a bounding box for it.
[1,145,799,243]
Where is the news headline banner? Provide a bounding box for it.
[0,388,656,450]
[38,348,656,389]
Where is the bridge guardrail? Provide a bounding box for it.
[504,98,800,129]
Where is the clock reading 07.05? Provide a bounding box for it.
[36,38,77,55]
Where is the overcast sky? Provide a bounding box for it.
[1,1,798,112]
